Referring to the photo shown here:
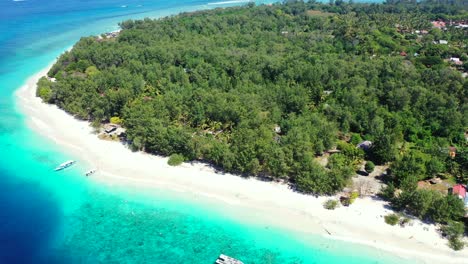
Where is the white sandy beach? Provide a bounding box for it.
[16,66,468,263]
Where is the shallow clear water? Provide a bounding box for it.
[0,0,410,263]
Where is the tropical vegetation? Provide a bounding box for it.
[37,0,467,245]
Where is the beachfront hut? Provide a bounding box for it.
[104,124,117,134]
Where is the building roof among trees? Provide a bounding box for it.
[453,184,466,199]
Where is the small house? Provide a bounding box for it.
[105,31,120,38]
[357,141,372,151]
[449,57,463,66]
[451,184,466,199]
[102,124,126,138]
[273,125,281,134]
[439,40,448,45]
[431,21,446,29]
[455,24,468,29]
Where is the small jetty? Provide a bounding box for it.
[54,160,76,171]
[215,254,244,264]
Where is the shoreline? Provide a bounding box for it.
[16,65,468,263]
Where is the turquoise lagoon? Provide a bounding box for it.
[0,0,411,263]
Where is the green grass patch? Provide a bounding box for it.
[168,154,185,166]
[384,213,400,226]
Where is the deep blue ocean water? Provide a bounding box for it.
[0,1,414,263]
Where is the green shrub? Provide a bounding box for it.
[110,116,123,125]
[337,141,364,160]
[349,191,359,204]
[323,199,339,210]
[441,221,464,237]
[378,183,396,201]
[365,161,375,173]
[38,86,52,102]
[448,237,465,251]
[168,154,185,166]
[36,76,53,102]
[440,221,465,250]
[350,133,363,145]
[85,65,100,76]
[384,213,400,226]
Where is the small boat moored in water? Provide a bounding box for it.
[85,169,97,176]
[215,254,244,264]
[54,160,76,171]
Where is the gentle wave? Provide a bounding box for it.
[207,0,253,6]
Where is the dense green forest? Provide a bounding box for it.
[38,0,467,190]
[38,0,468,245]
[38,0,467,237]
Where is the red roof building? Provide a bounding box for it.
[452,184,466,199]
[431,21,446,29]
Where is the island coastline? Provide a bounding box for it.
[15,64,468,263]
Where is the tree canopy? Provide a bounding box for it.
[38,1,467,195]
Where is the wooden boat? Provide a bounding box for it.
[85,169,97,176]
[215,254,244,264]
[54,160,76,171]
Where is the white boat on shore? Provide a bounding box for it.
[215,254,244,264]
[54,160,76,171]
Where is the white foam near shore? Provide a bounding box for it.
[16,65,468,264]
